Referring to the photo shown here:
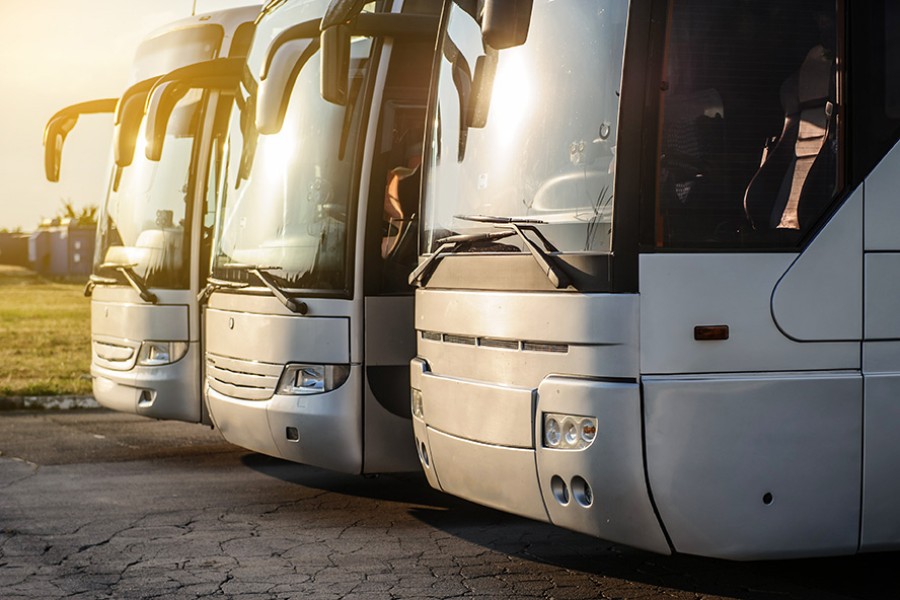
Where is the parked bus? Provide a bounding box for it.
[199,0,437,473]
[44,7,260,423]
[410,0,900,559]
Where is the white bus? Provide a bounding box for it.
[45,7,260,423]
[201,0,438,473]
[411,0,900,559]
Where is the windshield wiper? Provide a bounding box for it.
[197,276,249,304]
[84,273,117,297]
[99,263,158,303]
[453,215,569,289]
[250,267,309,315]
[220,263,309,314]
[408,230,517,286]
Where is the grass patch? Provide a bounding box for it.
[0,266,92,396]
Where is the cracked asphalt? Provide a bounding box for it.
[1,410,898,599]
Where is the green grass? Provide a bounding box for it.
[0,266,92,396]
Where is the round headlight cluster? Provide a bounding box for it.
[543,413,598,450]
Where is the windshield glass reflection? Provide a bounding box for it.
[94,93,202,289]
[422,0,628,254]
[211,31,371,292]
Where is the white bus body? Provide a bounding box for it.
[411,0,900,559]
[47,7,260,423]
[203,0,437,473]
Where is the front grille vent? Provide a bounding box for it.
[420,331,569,354]
[206,353,283,401]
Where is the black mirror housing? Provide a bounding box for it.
[320,24,352,105]
[482,0,533,49]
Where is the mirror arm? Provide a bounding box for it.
[144,58,246,161]
[262,18,322,80]
[321,0,369,29]
[42,98,117,182]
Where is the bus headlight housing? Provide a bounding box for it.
[137,341,188,366]
[542,413,597,450]
[276,364,350,395]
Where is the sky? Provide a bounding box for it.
[0,0,259,231]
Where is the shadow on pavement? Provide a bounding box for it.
[240,452,900,599]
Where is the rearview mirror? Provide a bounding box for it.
[319,11,439,105]
[114,78,158,168]
[144,57,246,161]
[320,24,352,105]
[481,0,533,49]
[43,98,117,182]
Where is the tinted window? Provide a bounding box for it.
[887,4,900,119]
[654,0,840,249]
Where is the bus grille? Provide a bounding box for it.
[206,353,283,401]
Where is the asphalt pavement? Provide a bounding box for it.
[1,409,898,600]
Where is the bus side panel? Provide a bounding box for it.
[644,374,861,560]
[861,372,900,551]
[362,295,418,473]
[860,141,900,551]
[770,188,863,342]
[535,377,670,555]
[639,254,859,376]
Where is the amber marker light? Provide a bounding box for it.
[694,325,730,341]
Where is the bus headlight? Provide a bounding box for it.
[137,341,188,366]
[276,364,350,395]
[542,413,597,450]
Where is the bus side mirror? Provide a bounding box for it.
[42,99,117,182]
[258,37,318,134]
[144,58,245,161]
[320,24,351,105]
[114,78,158,168]
[144,80,187,162]
[481,0,533,49]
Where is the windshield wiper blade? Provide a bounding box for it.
[197,276,249,304]
[216,263,309,314]
[408,230,516,287]
[99,263,158,303]
[250,267,309,315]
[454,214,547,225]
[453,215,569,288]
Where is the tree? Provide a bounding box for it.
[57,199,98,227]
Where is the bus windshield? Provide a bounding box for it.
[132,26,223,81]
[94,94,202,290]
[210,2,371,292]
[421,0,628,254]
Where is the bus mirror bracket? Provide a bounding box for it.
[144,57,245,161]
[481,0,533,49]
[43,99,117,182]
[257,37,319,135]
[114,78,159,169]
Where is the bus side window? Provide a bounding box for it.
[655,0,841,250]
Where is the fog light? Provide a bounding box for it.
[542,413,598,450]
[544,417,561,447]
[411,388,424,418]
[137,341,188,366]
[276,364,350,395]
